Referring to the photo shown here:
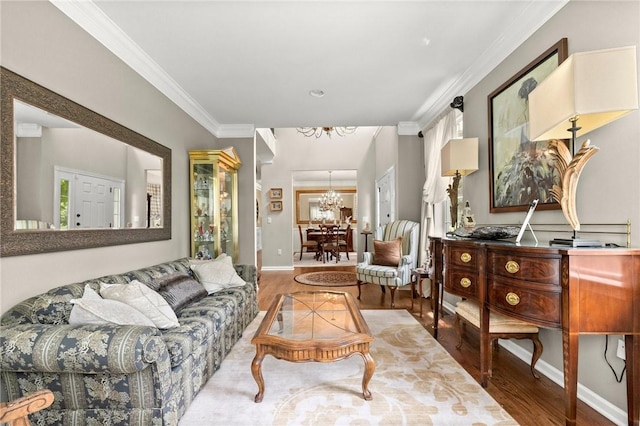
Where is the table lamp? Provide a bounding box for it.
[528,45,638,246]
[441,137,479,229]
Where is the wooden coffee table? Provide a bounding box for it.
[250,291,375,403]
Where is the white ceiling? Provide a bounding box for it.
[293,170,357,186]
[52,1,567,138]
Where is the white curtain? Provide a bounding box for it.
[418,108,461,267]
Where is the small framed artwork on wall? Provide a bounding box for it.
[270,201,283,212]
[269,188,282,199]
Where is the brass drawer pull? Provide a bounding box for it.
[505,260,520,274]
[460,277,472,288]
[506,292,521,306]
[460,253,472,263]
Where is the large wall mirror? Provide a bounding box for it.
[295,189,357,225]
[1,67,172,256]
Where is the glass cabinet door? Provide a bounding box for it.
[218,165,234,257]
[192,162,215,259]
[189,148,241,260]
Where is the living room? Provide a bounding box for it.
[1,1,638,425]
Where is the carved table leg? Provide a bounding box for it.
[251,351,266,403]
[480,304,491,388]
[361,352,376,401]
[562,331,579,425]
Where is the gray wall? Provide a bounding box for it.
[0,1,255,312]
[459,0,639,414]
[397,134,424,223]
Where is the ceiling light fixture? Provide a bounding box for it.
[296,126,357,138]
[319,171,344,212]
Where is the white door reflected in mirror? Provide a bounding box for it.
[14,99,162,230]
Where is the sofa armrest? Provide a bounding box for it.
[234,264,257,289]
[0,323,166,374]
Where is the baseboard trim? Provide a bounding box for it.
[440,300,627,425]
[499,340,627,426]
[261,266,294,271]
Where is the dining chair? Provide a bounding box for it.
[337,224,351,259]
[320,225,340,263]
[298,225,319,260]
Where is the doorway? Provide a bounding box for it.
[53,166,125,229]
[292,170,358,266]
[375,166,395,229]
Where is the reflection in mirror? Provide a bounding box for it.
[14,100,163,231]
[1,67,171,257]
[296,190,357,225]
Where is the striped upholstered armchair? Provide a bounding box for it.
[356,220,420,308]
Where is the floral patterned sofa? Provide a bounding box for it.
[0,257,259,425]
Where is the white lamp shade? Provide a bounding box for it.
[528,45,638,141]
[441,137,479,177]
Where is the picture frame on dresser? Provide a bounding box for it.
[488,38,568,213]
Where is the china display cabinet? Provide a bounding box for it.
[189,148,241,260]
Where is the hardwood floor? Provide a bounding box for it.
[257,266,614,426]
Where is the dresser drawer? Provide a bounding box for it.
[445,269,479,298]
[447,245,479,269]
[487,281,561,328]
[487,252,561,285]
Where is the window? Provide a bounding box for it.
[58,179,70,230]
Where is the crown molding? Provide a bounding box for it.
[217,124,256,139]
[397,121,421,136]
[414,0,568,130]
[50,0,253,139]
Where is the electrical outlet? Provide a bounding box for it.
[277,249,282,256]
[617,339,626,360]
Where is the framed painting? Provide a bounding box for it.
[270,201,283,212]
[488,38,568,213]
[269,188,282,199]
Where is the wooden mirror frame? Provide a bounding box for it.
[0,67,172,257]
[295,189,357,225]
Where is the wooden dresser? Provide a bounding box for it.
[433,237,639,426]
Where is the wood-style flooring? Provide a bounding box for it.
[257,266,614,426]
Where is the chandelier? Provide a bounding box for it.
[297,126,357,138]
[319,171,344,212]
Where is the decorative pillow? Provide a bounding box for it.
[189,255,246,294]
[69,285,155,327]
[373,237,403,267]
[100,280,180,329]
[146,272,208,314]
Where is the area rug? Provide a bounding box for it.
[179,310,518,425]
[294,271,358,287]
[294,252,357,267]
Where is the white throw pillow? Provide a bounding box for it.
[100,280,180,329]
[189,255,246,294]
[69,285,155,327]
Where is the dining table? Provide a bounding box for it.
[305,225,350,262]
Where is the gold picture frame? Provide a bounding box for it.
[269,188,282,199]
[270,201,283,212]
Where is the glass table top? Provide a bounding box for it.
[267,291,359,341]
